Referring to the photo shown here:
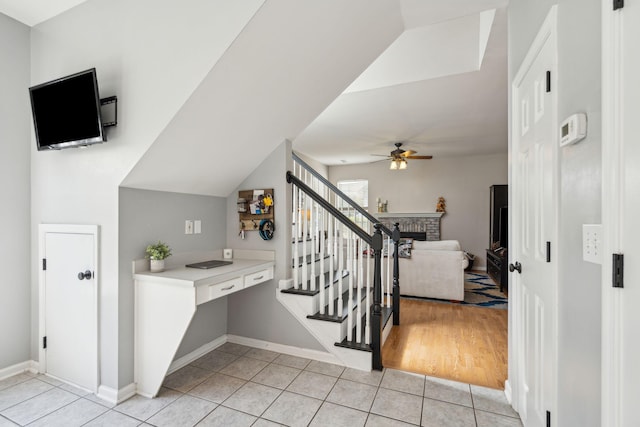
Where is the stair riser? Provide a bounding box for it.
[276,285,372,370]
[292,256,335,285]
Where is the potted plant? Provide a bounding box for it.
[145,241,172,272]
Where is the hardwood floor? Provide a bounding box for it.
[382,298,508,390]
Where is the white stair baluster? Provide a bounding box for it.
[328,214,335,316]
[386,236,391,307]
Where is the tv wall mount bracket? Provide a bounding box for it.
[100,96,117,128]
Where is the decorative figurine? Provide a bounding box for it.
[436,196,446,213]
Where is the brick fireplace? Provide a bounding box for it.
[375,212,444,241]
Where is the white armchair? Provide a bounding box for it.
[398,240,468,301]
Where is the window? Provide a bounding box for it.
[337,179,368,210]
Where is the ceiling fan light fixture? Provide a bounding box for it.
[389,160,398,170]
[399,159,407,170]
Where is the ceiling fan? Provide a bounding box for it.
[373,142,433,169]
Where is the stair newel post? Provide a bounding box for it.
[293,180,300,290]
[347,230,354,342]
[357,235,363,344]
[319,205,325,315]
[372,224,384,370]
[392,223,401,326]
[338,221,344,320]
[328,215,335,316]
[364,241,371,345]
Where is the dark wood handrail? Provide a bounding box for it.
[292,153,393,237]
[287,171,372,245]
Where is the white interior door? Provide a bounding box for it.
[602,2,640,426]
[511,7,557,427]
[40,225,98,392]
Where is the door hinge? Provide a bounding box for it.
[546,241,551,263]
[547,410,551,427]
[43,336,47,349]
[614,0,624,10]
[613,253,624,288]
[546,71,551,93]
[42,258,47,271]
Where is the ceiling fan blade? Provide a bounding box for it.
[405,155,433,159]
[400,150,416,157]
[371,154,391,157]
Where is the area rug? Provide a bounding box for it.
[401,272,508,310]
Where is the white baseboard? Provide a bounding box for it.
[97,382,136,405]
[504,379,513,404]
[167,335,227,375]
[227,334,342,365]
[0,360,38,381]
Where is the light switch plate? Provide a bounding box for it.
[185,220,194,235]
[583,224,602,264]
[194,220,202,234]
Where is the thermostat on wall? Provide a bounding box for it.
[560,113,587,146]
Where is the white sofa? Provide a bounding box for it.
[398,240,468,301]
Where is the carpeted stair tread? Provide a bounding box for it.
[281,270,348,296]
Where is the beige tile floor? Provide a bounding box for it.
[0,343,523,426]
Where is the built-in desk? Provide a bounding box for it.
[133,250,275,397]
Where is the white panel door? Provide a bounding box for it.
[42,227,97,392]
[602,2,640,426]
[512,8,557,427]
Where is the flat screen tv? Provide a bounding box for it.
[499,206,508,248]
[30,68,105,151]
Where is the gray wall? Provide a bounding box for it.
[226,140,324,351]
[118,188,228,386]
[328,153,508,269]
[508,1,602,425]
[0,13,30,371]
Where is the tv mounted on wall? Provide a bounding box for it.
[29,68,105,151]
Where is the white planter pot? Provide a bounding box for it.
[150,259,165,273]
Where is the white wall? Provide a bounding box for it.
[29,0,264,390]
[0,13,30,371]
[328,153,508,269]
[508,1,602,425]
[226,140,324,351]
[118,188,228,385]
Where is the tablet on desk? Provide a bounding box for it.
[185,260,233,269]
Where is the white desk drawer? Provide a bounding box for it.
[244,267,273,289]
[196,277,242,305]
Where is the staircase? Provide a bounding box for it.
[277,154,401,371]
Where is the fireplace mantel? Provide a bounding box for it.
[376,212,444,219]
[375,212,444,240]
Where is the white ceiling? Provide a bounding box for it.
[2,0,510,195]
[293,0,509,165]
[0,0,90,26]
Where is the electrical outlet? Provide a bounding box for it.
[194,220,202,234]
[185,220,194,235]
[582,224,602,264]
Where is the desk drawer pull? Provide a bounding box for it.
[253,275,264,281]
[221,285,235,291]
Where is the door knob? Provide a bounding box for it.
[508,262,522,274]
[77,270,92,280]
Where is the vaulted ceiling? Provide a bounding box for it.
[293,0,508,165]
[2,0,508,196]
